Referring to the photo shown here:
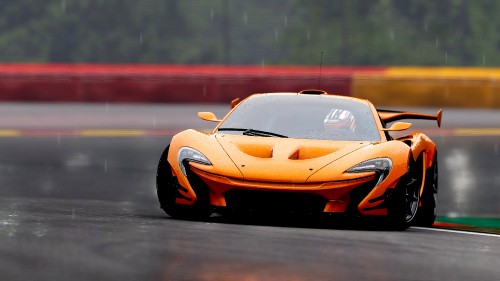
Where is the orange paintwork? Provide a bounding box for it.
[379,109,442,127]
[166,91,440,217]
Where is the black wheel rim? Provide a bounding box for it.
[405,167,420,222]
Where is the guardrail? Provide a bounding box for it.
[0,64,363,103]
[352,67,500,108]
[0,64,499,107]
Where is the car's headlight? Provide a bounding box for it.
[177,147,212,176]
[345,158,392,186]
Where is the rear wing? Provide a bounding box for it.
[377,109,442,127]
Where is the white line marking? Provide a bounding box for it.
[413,227,500,238]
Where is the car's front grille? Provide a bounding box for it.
[223,189,328,215]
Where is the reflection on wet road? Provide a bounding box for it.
[439,136,500,217]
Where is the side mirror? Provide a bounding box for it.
[198,112,222,122]
[381,122,412,131]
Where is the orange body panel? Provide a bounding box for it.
[164,91,439,218]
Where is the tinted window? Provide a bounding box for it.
[218,94,380,141]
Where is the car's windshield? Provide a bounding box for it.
[217,94,381,141]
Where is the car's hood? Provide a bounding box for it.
[215,134,371,183]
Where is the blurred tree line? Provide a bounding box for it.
[0,0,498,66]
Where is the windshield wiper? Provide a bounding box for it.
[217,128,288,138]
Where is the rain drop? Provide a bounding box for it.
[210,8,214,20]
[388,29,394,40]
[307,29,311,41]
[243,12,248,25]
[61,0,66,13]
[284,16,288,28]
[435,37,439,48]
[34,223,47,237]
[274,28,279,41]
[139,33,143,45]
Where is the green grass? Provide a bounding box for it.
[435,216,500,234]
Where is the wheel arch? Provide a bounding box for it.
[408,133,437,171]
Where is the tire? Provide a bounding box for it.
[156,145,212,220]
[386,156,423,230]
[414,155,438,227]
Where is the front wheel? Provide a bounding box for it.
[156,145,212,220]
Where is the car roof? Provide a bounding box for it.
[246,90,371,105]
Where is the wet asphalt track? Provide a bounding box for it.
[1,103,500,281]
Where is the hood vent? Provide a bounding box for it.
[288,149,300,160]
[236,143,273,158]
[236,142,340,160]
[287,146,338,160]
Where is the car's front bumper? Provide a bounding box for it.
[189,167,393,216]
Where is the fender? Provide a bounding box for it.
[167,129,244,204]
[408,132,437,170]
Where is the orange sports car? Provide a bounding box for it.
[156,90,442,230]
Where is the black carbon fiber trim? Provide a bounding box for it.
[345,179,378,215]
[223,189,328,215]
